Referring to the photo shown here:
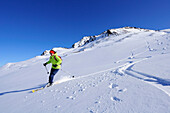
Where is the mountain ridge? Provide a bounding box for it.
[71,26,158,48]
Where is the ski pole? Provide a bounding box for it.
[60,69,74,78]
[45,66,49,74]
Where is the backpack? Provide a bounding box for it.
[58,56,62,61]
[54,55,62,62]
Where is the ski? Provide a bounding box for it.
[32,76,74,93]
[32,82,59,93]
[32,87,45,93]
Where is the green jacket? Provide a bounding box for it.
[46,53,62,69]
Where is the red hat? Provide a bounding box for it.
[49,50,55,54]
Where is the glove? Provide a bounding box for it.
[43,62,48,66]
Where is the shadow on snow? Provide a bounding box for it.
[0,84,46,96]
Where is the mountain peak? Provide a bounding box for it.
[72,27,156,48]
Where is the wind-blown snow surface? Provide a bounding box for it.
[0,28,170,113]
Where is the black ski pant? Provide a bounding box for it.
[49,68,59,83]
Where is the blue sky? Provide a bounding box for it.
[0,0,170,67]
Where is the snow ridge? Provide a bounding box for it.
[72,27,157,48]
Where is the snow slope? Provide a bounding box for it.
[0,27,170,113]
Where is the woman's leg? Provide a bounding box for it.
[49,68,59,84]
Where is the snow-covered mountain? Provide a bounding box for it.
[0,27,170,113]
[72,27,157,48]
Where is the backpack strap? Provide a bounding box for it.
[54,56,62,65]
[54,56,58,61]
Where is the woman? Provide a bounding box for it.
[43,50,62,87]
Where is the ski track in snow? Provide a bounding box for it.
[36,55,169,112]
[38,54,170,112]
[53,51,170,98]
